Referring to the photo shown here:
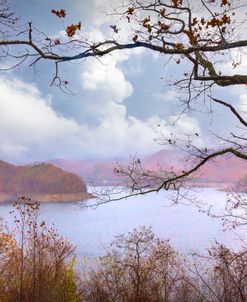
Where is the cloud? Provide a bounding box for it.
[169,114,201,135]
[0,76,204,162]
[75,0,130,28]
[82,55,133,103]
[80,24,145,103]
[0,76,81,161]
[154,90,178,102]
[238,94,247,113]
[0,76,157,161]
[78,105,204,158]
[154,114,204,148]
[78,103,162,157]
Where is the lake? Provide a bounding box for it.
[0,187,243,257]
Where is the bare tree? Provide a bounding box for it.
[189,242,247,302]
[0,200,80,302]
[80,226,202,302]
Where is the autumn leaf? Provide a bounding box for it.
[142,17,150,26]
[200,17,206,25]
[158,21,170,31]
[175,43,184,49]
[51,9,66,18]
[186,30,198,44]
[192,17,198,26]
[66,22,81,37]
[160,8,166,17]
[127,7,134,15]
[172,0,183,8]
[221,0,229,6]
[207,17,218,28]
[147,25,152,33]
[222,14,230,24]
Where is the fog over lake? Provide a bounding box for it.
[0,187,243,257]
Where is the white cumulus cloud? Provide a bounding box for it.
[0,76,204,162]
[0,77,158,161]
[0,76,81,161]
[82,55,133,103]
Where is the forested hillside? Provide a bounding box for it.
[0,161,88,201]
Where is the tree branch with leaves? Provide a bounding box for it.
[1,0,247,204]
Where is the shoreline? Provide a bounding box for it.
[0,192,94,203]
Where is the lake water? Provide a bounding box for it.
[0,187,243,257]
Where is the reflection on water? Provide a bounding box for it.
[0,187,243,257]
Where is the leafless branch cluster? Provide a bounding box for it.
[80,226,247,302]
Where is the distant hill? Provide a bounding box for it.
[193,154,247,185]
[6,149,245,202]
[49,150,247,190]
[144,150,247,187]
[49,150,183,185]
[0,161,91,202]
[49,158,120,186]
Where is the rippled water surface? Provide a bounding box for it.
[0,187,242,256]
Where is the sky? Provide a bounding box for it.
[1,0,247,163]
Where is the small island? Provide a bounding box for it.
[0,161,93,203]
